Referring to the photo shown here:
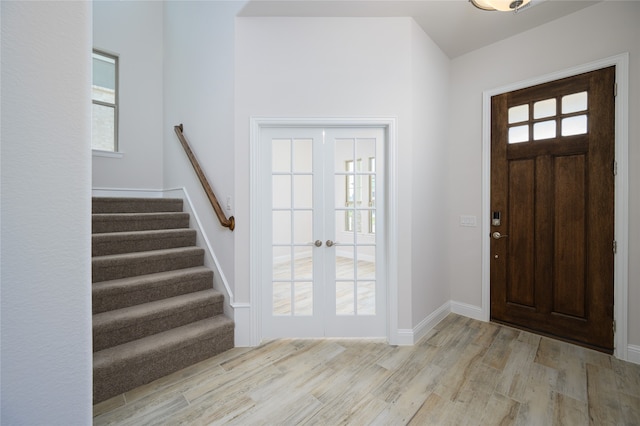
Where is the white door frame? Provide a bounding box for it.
[249,117,398,346]
[481,53,630,360]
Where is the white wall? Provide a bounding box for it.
[163,1,244,298]
[235,17,450,332]
[410,20,452,325]
[1,1,93,423]
[92,0,164,189]
[448,2,640,346]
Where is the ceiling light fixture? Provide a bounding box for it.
[470,0,531,12]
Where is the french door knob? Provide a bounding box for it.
[314,240,323,247]
[326,240,335,247]
[492,232,508,240]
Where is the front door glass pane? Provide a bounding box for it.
[562,115,588,136]
[508,104,529,124]
[562,91,588,114]
[534,98,556,119]
[509,125,529,144]
[533,120,556,140]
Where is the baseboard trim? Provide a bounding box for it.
[165,187,234,303]
[92,187,165,198]
[232,303,252,347]
[450,301,484,321]
[397,301,451,346]
[627,345,640,365]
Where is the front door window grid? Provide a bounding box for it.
[507,90,588,144]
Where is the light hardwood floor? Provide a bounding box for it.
[93,314,640,425]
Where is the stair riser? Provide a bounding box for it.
[92,198,183,214]
[93,298,223,352]
[93,270,213,314]
[92,250,204,283]
[93,215,190,233]
[92,231,197,256]
[93,321,234,404]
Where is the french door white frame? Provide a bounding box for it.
[250,117,398,346]
[481,53,630,360]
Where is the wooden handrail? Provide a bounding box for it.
[174,124,235,231]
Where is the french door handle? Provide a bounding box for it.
[314,240,323,247]
[492,232,508,240]
[326,240,335,247]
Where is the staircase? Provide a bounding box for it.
[92,197,234,404]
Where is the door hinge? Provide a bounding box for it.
[614,82,618,97]
[613,319,616,333]
[614,160,618,176]
[613,240,618,254]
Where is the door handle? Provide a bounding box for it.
[314,240,323,247]
[492,232,508,240]
[326,240,335,247]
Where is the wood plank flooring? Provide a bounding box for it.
[93,314,640,425]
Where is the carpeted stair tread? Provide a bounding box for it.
[92,266,213,314]
[91,196,235,404]
[92,212,190,233]
[92,197,184,214]
[92,247,205,283]
[92,228,197,256]
[93,316,234,403]
[93,289,223,351]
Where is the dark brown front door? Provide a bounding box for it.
[490,67,616,353]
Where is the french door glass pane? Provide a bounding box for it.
[356,138,376,162]
[272,136,316,318]
[273,282,291,315]
[357,248,375,280]
[272,246,291,280]
[293,246,313,280]
[294,282,313,315]
[336,210,355,244]
[293,139,313,172]
[272,139,291,172]
[293,210,312,244]
[272,175,291,208]
[336,252,355,280]
[336,282,355,315]
[357,282,376,315]
[293,175,312,208]
[272,211,291,243]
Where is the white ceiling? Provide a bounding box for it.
[238,0,600,58]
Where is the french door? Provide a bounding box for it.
[261,127,386,338]
[490,67,615,352]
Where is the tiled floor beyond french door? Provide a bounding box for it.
[272,256,376,316]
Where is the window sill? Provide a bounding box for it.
[93,149,124,159]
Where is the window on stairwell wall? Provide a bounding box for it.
[92,50,118,152]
